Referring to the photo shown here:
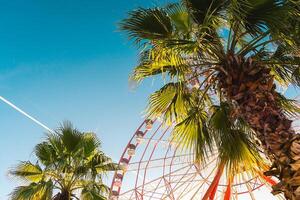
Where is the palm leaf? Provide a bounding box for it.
[59,121,83,154]
[266,45,300,87]
[209,103,267,175]
[79,132,101,159]
[171,107,212,162]
[119,8,173,44]
[34,142,57,166]
[276,93,300,118]
[182,0,226,25]
[165,3,191,33]
[10,162,44,183]
[232,0,291,35]
[131,47,191,83]
[80,181,109,200]
[147,82,192,124]
[10,181,53,200]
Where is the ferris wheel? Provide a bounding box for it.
[109,118,290,200]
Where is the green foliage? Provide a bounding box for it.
[276,93,300,118]
[209,103,265,175]
[172,108,212,162]
[183,0,226,25]
[80,182,108,200]
[147,82,193,124]
[10,162,43,183]
[165,3,191,33]
[131,47,191,83]
[121,0,299,179]
[9,122,118,200]
[10,181,53,200]
[266,45,300,87]
[119,8,172,44]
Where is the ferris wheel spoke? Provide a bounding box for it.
[128,154,193,172]
[169,166,197,193]
[133,123,165,195]
[162,177,176,200]
[161,165,195,198]
[144,172,196,199]
[175,173,199,199]
[242,173,256,200]
[130,154,193,165]
[189,162,219,199]
[110,119,287,200]
[140,126,172,196]
[120,164,192,197]
[137,174,197,199]
[148,176,164,200]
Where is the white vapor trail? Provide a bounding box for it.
[0,96,54,133]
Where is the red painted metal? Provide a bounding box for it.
[110,118,285,199]
[141,126,170,196]
[109,119,148,197]
[261,175,277,186]
[224,178,232,200]
[202,163,224,200]
[134,122,162,199]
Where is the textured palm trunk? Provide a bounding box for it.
[217,54,300,200]
[53,190,72,200]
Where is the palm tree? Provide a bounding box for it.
[9,122,118,200]
[120,0,300,199]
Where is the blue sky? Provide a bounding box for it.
[0,0,172,197]
[0,1,298,199]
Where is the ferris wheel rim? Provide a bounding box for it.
[110,118,281,200]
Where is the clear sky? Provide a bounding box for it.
[0,0,298,199]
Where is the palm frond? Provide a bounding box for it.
[292,65,300,87]
[119,8,173,44]
[34,142,57,166]
[79,181,109,200]
[182,0,226,25]
[131,47,191,83]
[231,0,291,35]
[10,181,53,200]
[79,132,101,159]
[276,93,300,118]
[209,103,267,175]
[147,82,192,124]
[266,45,300,87]
[94,163,119,173]
[59,121,83,154]
[10,162,44,183]
[165,3,191,33]
[81,190,106,200]
[171,107,212,162]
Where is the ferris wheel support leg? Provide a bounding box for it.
[202,163,225,200]
[224,177,232,200]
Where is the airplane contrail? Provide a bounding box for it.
[0,96,54,133]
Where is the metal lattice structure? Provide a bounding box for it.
[109,118,299,200]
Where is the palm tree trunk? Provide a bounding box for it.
[218,54,300,200]
[53,190,72,200]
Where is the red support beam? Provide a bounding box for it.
[202,163,225,200]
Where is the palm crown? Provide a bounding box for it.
[9,122,119,200]
[120,0,300,199]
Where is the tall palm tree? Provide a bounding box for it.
[120,0,300,199]
[9,122,118,200]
